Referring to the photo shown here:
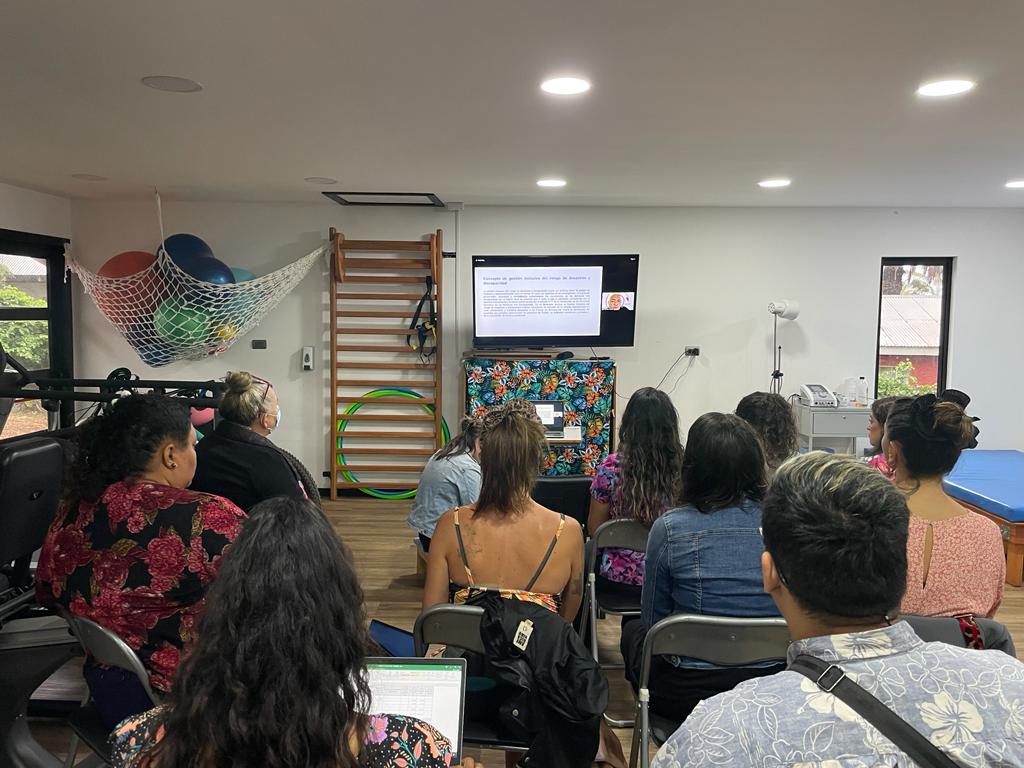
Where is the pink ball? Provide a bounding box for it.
[190,407,215,427]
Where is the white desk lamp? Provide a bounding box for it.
[768,300,800,393]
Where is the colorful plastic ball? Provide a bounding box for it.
[153,298,211,347]
[174,254,236,285]
[230,267,256,282]
[98,251,156,278]
[160,233,213,263]
[190,407,215,427]
[216,322,237,342]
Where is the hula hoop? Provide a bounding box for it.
[336,387,450,499]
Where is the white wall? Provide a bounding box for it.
[70,201,1024,487]
[0,181,71,238]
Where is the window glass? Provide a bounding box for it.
[876,262,948,397]
[0,253,48,307]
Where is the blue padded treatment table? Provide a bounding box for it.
[944,450,1024,586]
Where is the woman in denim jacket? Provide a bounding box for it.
[620,412,783,726]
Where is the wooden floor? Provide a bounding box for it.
[28,496,1024,765]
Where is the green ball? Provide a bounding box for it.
[153,298,211,347]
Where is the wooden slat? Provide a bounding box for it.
[338,310,418,318]
[336,344,419,353]
[335,480,418,489]
[338,292,424,301]
[337,431,436,440]
[337,361,436,370]
[338,396,435,405]
[334,464,425,472]
[341,240,431,252]
[337,327,414,335]
[344,259,430,270]
[337,378,435,387]
[337,413,434,422]
[330,228,341,500]
[335,446,436,455]
[341,275,428,284]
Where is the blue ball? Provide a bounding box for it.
[161,233,213,263]
[184,256,235,285]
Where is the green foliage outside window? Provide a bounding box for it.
[0,266,49,369]
[877,359,935,397]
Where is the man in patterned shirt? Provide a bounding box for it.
[653,452,1024,768]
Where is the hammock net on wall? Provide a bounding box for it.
[67,246,324,367]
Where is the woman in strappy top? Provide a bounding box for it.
[423,399,585,623]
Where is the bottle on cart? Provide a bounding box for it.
[856,376,869,405]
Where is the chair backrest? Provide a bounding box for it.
[66,612,160,705]
[639,614,791,686]
[0,436,64,585]
[413,604,485,656]
[586,518,651,574]
[903,615,1016,657]
[530,475,592,528]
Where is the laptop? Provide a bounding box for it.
[364,657,468,762]
[369,619,416,658]
[528,399,565,437]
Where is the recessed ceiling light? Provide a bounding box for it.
[537,178,567,188]
[141,75,203,93]
[71,173,108,182]
[758,178,791,189]
[916,79,975,97]
[1006,180,1024,189]
[304,176,338,185]
[540,77,591,95]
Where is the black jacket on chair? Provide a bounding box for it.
[191,421,319,511]
[472,592,607,768]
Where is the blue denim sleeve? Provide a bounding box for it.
[642,515,672,627]
[454,461,482,506]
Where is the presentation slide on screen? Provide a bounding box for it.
[474,265,603,337]
[365,663,463,756]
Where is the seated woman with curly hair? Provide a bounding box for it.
[735,391,800,474]
[110,498,473,768]
[36,395,246,728]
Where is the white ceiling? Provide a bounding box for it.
[3,1,1024,207]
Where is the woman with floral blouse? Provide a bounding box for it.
[36,395,246,728]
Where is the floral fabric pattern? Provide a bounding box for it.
[36,481,246,692]
[108,707,454,768]
[652,621,1024,767]
[861,452,895,480]
[589,453,646,585]
[465,358,616,477]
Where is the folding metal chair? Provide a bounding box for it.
[58,611,160,768]
[413,604,530,755]
[903,614,1016,656]
[581,519,650,666]
[628,614,791,768]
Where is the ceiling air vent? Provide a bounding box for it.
[322,192,445,207]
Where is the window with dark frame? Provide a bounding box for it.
[0,228,73,437]
[875,257,952,399]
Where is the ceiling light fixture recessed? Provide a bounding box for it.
[758,178,791,189]
[141,75,203,93]
[71,173,108,182]
[916,79,975,97]
[537,178,567,188]
[1006,180,1024,189]
[304,176,338,185]
[540,77,591,95]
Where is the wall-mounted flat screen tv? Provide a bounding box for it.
[472,254,639,349]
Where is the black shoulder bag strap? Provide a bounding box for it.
[790,654,962,768]
[407,275,436,357]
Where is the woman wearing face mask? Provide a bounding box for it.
[190,371,320,511]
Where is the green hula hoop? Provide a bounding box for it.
[336,387,450,499]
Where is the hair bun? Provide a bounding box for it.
[224,370,253,395]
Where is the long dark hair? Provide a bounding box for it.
[475,399,545,516]
[65,394,191,508]
[434,415,485,461]
[616,387,683,526]
[153,498,370,768]
[735,392,799,472]
[680,412,767,513]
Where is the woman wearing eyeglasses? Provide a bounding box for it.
[190,371,319,511]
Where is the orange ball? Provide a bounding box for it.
[98,251,156,278]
